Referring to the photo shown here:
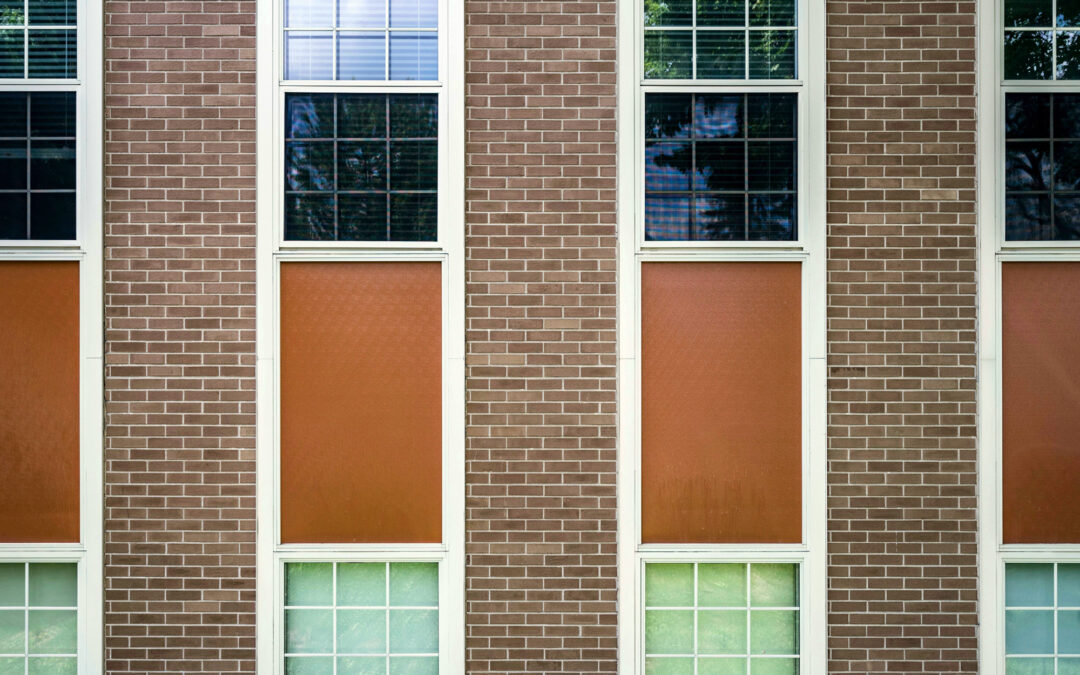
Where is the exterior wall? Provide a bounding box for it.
[463,1,620,671]
[103,0,258,670]
[825,1,979,672]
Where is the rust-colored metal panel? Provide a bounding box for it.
[0,261,80,543]
[641,262,802,544]
[280,262,442,543]
[1002,262,1080,544]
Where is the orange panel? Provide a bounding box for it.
[280,262,442,543]
[641,262,802,544]
[1002,262,1080,544]
[0,261,80,543]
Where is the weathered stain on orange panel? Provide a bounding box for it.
[1002,262,1080,544]
[0,261,80,543]
[641,262,802,544]
[280,262,442,543]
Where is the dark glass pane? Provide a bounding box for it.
[0,141,25,189]
[1054,196,1080,238]
[28,0,75,24]
[748,141,795,191]
[389,140,436,190]
[28,29,75,77]
[337,141,386,191]
[697,30,744,79]
[29,139,73,188]
[0,29,24,77]
[646,93,692,139]
[1004,31,1052,79]
[285,94,334,139]
[750,0,795,26]
[0,193,25,238]
[338,94,387,138]
[285,141,335,191]
[389,94,438,138]
[1005,0,1052,25]
[695,193,745,240]
[644,193,691,240]
[0,92,26,136]
[1006,141,1051,189]
[1007,93,1051,138]
[339,193,389,240]
[694,94,742,138]
[1056,141,1080,190]
[695,141,744,191]
[29,92,74,136]
[389,192,437,240]
[644,0,692,26]
[749,192,795,239]
[746,93,796,137]
[1006,194,1051,239]
[1059,31,1080,78]
[1054,93,1080,136]
[285,193,335,239]
[697,0,743,26]
[29,191,73,239]
[645,142,692,191]
[644,31,692,79]
[749,29,796,78]
[1062,0,1080,25]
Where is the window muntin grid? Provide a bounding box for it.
[0,0,76,79]
[1004,563,1080,673]
[0,562,78,675]
[1003,0,1080,80]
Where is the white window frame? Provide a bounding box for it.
[256,0,465,670]
[617,0,826,670]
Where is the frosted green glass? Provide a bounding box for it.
[1006,610,1055,655]
[337,656,386,675]
[1060,610,1080,654]
[697,610,746,654]
[1060,657,1080,674]
[750,657,799,675]
[0,611,22,654]
[699,564,746,607]
[388,609,438,653]
[337,563,385,606]
[27,657,76,675]
[285,656,333,674]
[750,564,797,607]
[645,610,694,655]
[1061,564,1080,606]
[1006,564,1055,607]
[285,563,333,607]
[389,563,438,607]
[27,564,76,608]
[28,610,76,654]
[645,564,694,607]
[0,658,22,675]
[0,565,23,607]
[750,610,797,655]
[644,657,694,674]
[698,657,747,675]
[1005,657,1055,674]
[389,656,439,674]
[285,609,333,654]
[336,609,385,654]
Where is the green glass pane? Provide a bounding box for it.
[27,657,76,675]
[389,563,438,607]
[337,609,385,654]
[644,657,694,674]
[751,657,799,675]
[0,611,22,654]
[751,564,797,607]
[697,30,744,79]
[646,564,694,607]
[0,659,21,675]
[0,30,23,78]
[1006,610,1055,655]
[0,565,23,607]
[699,658,747,675]
[1062,565,1080,606]
[1058,31,1080,79]
[1006,657,1055,675]
[28,564,76,607]
[697,0,743,26]
[1060,657,1080,674]
[27,610,75,654]
[388,609,438,654]
[337,657,385,675]
[699,564,746,607]
[644,0,692,26]
[749,30,796,79]
[27,29,75,78]
[749,0,794,26]
[1061,610,1080,654]
[1004,31,1052,80]
[1007,564,1055,607]
[285,563,333,607]
[338,563,385,606]
[285,656,333,675]
[645,610,694,655]
[285,609,333,654]
[389,656,439,674]
[1005,0,1053,26]
[644,31,692,79]
[698,610,747,654]
[750,610,797,655]
[28,0,74,24]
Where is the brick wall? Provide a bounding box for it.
[463,1,619,671]
[825,1,979,672]
[103,0,257,671]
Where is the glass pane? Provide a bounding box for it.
[389,140,437,190]
[389,93,438,137]
[751,564,797,607]
[389,563,438,606]
[646,93,693,139]
[29,191,74,239]
[339,94,387,138]
[1053,196,1080,238]
[645,142,692,191]
[339,193,388,240]
[749,610,797,655]
[337,657,386,675]
[1061,610,1080,654]
[1055,93,1080,137]
[337,563,385,606]
[286,194,335,239]
[645,0,692,26]
[644,194,691,240]
[388,656,439,675]
[389,32,437,80]
[389,193,436,240]
[697,0,743,26]
[1006,0,1053,25]
[27,658,75,675]
[285,0,333,28]
[338,141,386,190]
[699,658,747,675]
[0,0,21,25]
[337,609,386,654]
[27,610,76,654]
[29,139,74,189]
[1006,609,1055,655]
[1061,658,1080,674]
[645,564,694,607]
[285,94,334,139]
[285,32,333,80]
[286,141,335,192]
[0,566,22,607]
[1060,564,1080,606]
[698,563,746,607]
[698,610,746,654]
[645,657,695,674]
[749,30,795,79]
[0,30,23,78]
[694,94,743,139]
[388,609,438,653]
[0,142,23,189]
[750,0,795,25]
[29,91,74,136]
[748,141,795,191]
[696,193,746,239]
[697,30,744,79]
[1006,194,1052,239]
[0,659,22,675]
[285,564,333,607]
[1057,141,1080,189]
[28,0,74,24]
[644,31,692,79]
[0,93,26,136]
[1007,93,1051,138]
[339,33,386,80]
[285,609,334,654]
[27,29,74,77]
[747,93,796,137]
[389,0,437,27]
[695,141,744,191]
[0,611,23,654]
[1059,31,1080,79]
[750,658,799,675]
[339,0,384,28]
[1004,31,1052,79]
[1006,659,1056,675]
[27,564,76,607]
[1006,142,1051,190]
[1006,565,1055,607]
[285,656,334,675]
[645,610,694,654]
[0,193,26,238]
[749,192,795,239]
[1062,0,1080,26]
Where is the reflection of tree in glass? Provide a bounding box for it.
[752,28,795,77]
[1004,31,1051,79]
[0,7,23,24]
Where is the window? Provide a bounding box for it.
[0,563,77,674]
[1004,563,1080,672]
[0,0,77,80]
[1003,0,1080,80]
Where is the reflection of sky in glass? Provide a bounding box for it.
[645,143,691,191]
[285,33,333,80]
[390,33,438,80]
[694,97,741,138]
